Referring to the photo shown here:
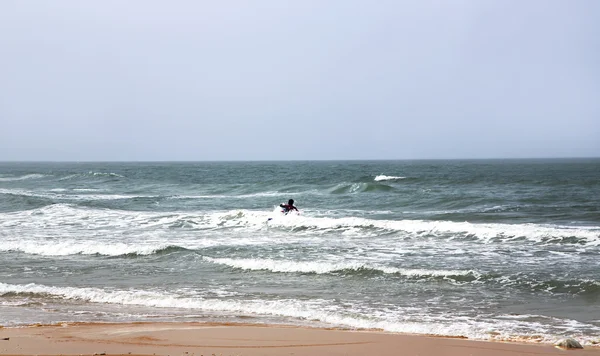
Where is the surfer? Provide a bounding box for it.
[280,199,298,214]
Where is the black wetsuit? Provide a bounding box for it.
[280,204,298,213]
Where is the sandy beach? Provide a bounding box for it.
[0,322,598,356]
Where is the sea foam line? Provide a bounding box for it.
[203,257,476,277]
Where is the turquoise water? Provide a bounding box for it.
[1,159,599,344]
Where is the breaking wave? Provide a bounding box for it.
[374,175,406,181]
[203,256,475,277]
[1,282,599,344]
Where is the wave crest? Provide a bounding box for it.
[203,257,476,278]
[374,175,406,181]
[58,172,125,181]
[0,239,179,257]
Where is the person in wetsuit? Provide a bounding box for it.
[280,199,298,214]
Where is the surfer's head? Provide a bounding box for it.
[288,199,294,205]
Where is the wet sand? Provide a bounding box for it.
[0,322,598,356]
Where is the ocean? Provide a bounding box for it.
[1,159,599,345]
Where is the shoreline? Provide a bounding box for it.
[1,322,598,356]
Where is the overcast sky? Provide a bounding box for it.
[1,1,598,161]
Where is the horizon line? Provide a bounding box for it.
[1,156,599,163]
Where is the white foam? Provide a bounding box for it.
[203,257,475,277]
[0,240,170,256]
[374,175,406,181]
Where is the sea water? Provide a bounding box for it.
[1,159,599,344]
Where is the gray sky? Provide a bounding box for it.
[1,0,598,161]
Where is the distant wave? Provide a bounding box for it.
[0,174,46,182]
[374,175,406,181]
[58,172,125,180]
[90,171,124,178]
[402,203,600,221]
[0,188,158,201]
[169,191,285,200]
[330,182,395,194]
[0,189,287,202]
[0,189,55,200]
